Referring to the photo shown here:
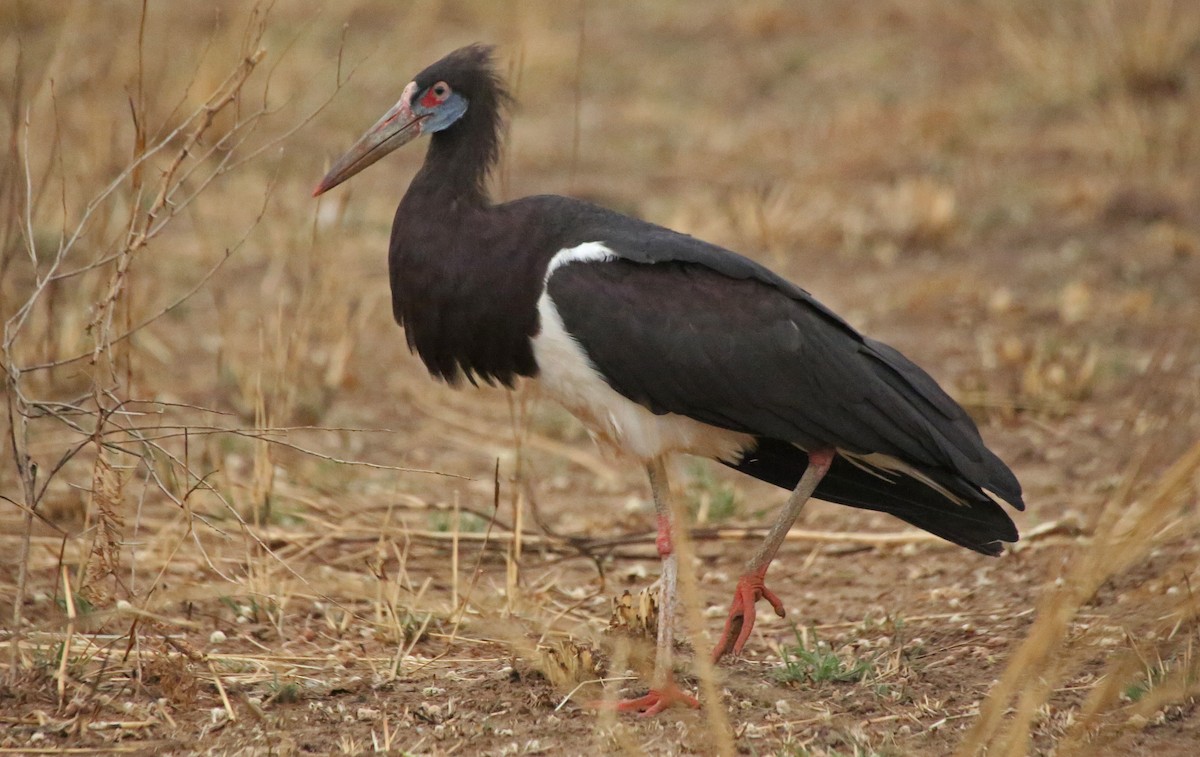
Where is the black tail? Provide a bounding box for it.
[726,437,1020,556]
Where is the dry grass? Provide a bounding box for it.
[960,440,1200,756]
[2,1,1199,755]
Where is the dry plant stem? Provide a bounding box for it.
[57,565,77,707]
[88,46,267,369]
[208,659,236,723]
[95,422,461,478]
[646,458,680,689]
[392,578,435,678]
[506,391,531,617]
[445,460,503,647]
[5,47,267,356]
[3,30,268,672]
[1060,594,1200,754]
[355,523,954,552]
[451,493,460,612]
[657,457,735,755]
[959,440,1200,756]
[4,378,37,673]
[3,104,43,676]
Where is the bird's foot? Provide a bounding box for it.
[592,679,700,717]
[711,569,786,662]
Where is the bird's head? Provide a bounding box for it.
[313,44,504,197]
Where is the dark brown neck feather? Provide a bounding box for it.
[409,74,508,207]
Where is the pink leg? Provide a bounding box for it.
[712,448,835,662]
[597,458,700,715]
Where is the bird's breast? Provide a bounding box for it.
[389,236,543,385]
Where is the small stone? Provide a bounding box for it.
[623,497,647,513]
[493,665,515,680]
[622,563,648,580]
[356,707,381,721]
[209,630,227,644]
[417,703,444,723]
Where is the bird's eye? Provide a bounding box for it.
[418,82,452,110]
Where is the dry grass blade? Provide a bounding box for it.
[960,440,1200,756]
[2,4,273,669]
[665,476,736,757]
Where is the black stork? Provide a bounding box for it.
[314,45,1024,716]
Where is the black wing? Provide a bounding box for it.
[545,236,1023,550]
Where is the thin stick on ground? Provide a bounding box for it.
[208,659,237,723]
[56,565,77,707]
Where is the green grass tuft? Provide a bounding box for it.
[774,627,878,685]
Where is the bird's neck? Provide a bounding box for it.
[406,110,502,210]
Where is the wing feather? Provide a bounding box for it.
[546,254,1023,511]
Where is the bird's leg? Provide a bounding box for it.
[712,448,835,661]
[611,457,700,716]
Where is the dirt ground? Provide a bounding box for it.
[2,2,1200,755]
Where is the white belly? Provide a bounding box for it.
[533,286,753,464]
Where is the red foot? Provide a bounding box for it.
[591,680,700,717]
[711,569,786,662]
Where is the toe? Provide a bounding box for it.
[732,600,757,655]
[761,585,786,618]
[596,683,700,716]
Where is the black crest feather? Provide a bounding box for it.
[414,44,512,202]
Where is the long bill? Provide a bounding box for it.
[313,83,424,196]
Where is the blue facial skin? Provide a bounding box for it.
[416,91,469,132]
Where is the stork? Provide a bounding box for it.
[314,45,1024,716]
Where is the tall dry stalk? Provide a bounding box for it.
[959,440,1200,755]
[2,4,272,672]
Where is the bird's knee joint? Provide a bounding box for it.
[655,514,673,558]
